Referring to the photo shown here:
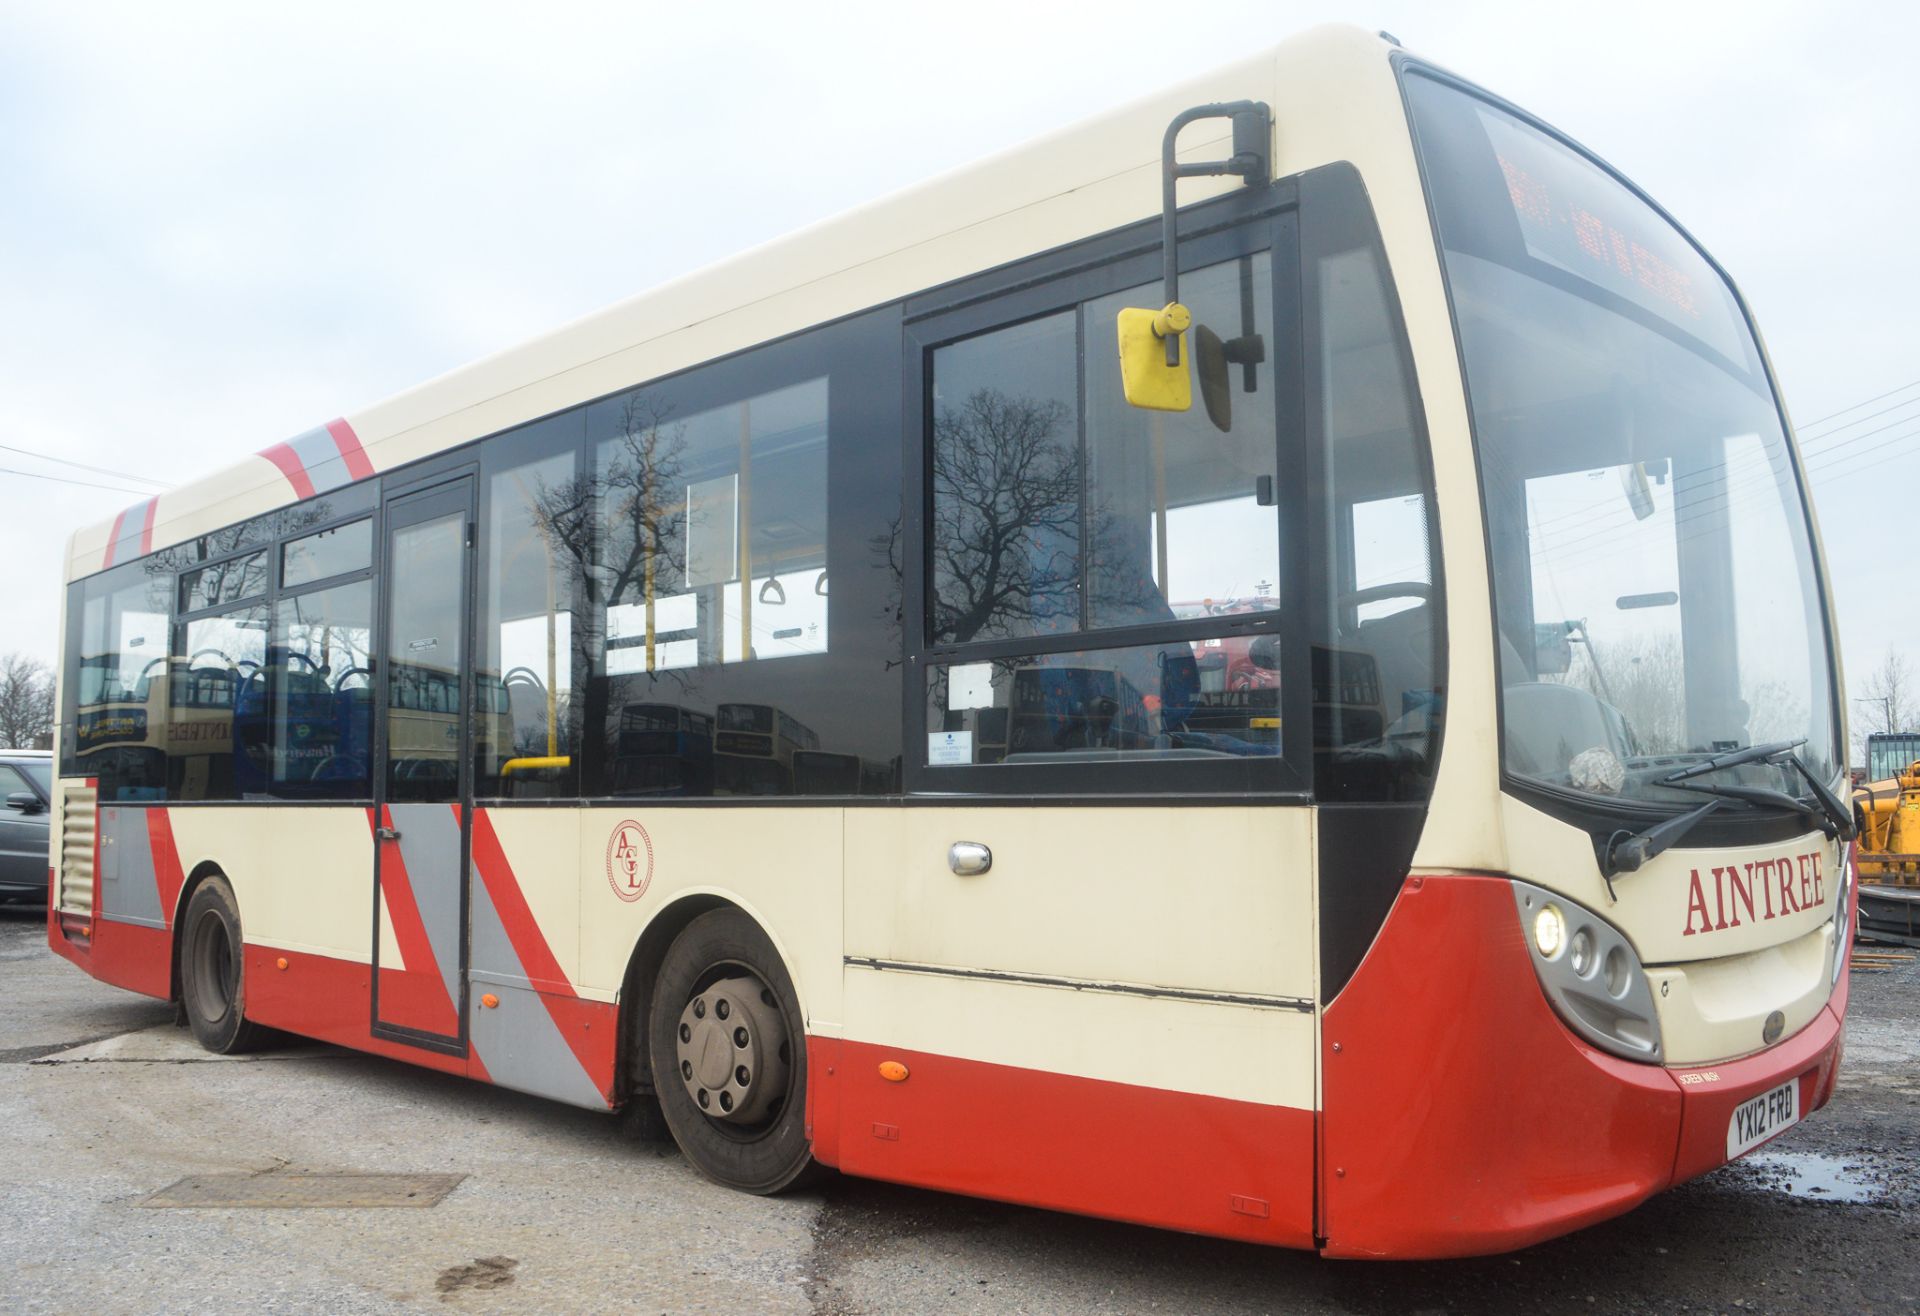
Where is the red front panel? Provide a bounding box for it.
[1321,873,1847,1259]
[825,1039,1316,1247]
[1321,875,1683,1259]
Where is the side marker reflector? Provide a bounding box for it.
[481,993,499,1009]
[878,1060,909,1083]
[275,957,288,971]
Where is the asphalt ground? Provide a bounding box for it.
[2,903,1916,1315]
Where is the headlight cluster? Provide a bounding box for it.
[1512,881,1663,1062]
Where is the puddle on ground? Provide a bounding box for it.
[1736,1150,1882,1203]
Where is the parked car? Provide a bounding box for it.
[0,750,51,906]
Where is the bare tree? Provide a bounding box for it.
[0,653,55,749]
[1855,651,1913,738]
[930,388,1084,644]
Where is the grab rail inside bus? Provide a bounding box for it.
[501,755,572,776]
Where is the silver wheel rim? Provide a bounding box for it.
[674,974,791,1126]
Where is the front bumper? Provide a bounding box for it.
[1319,874,1845,1260]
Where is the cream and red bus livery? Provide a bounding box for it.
[48,28,1853,1258]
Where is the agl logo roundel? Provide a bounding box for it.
[605,820,654,903]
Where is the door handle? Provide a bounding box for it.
[375,826,402,842]
[948,841,992,876]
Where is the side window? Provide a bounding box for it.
[591,377,830,673]
[1307,179,1442,801]
[61,562,172,801]
[929,313,1081,644]
[924,247,1284,772]
[1083,254,1280,629]
[580,374,836,797]
[270,581,373,798]
[477,420,582,799]
[563,311,905,798]
[176,604,268,800]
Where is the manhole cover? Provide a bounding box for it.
[141,1172,466,1208]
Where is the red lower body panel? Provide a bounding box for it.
[50,914,172,1001]
[816,1038,1316,1248]
[1321,874,1845,1259]
[245,946,470,1077]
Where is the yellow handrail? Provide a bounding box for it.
[501,756,571,776]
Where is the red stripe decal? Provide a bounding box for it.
[371,806,458,1035]
[469,807,608,1090]
[325,417,375,482]
[145,808,186,930]
[258,442,318,500]
[469,807,574,992]
[103,505,130,568]
[138,496,156,554]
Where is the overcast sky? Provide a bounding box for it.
[4,1,1916,751]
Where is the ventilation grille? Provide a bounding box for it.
[58,782,97,913]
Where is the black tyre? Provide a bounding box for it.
[648,909,818,1193]
[179,877,266,1055]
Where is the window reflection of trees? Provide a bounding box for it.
[931,387,1089,645]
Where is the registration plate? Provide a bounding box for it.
[1727,1079,1799,1159]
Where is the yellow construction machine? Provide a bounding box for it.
[1852,732,1920,945]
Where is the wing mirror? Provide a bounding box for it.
[1248,634,1280,671]
[6,791,43,815]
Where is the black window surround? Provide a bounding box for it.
[61,166,1440,809]
[902,190,1313,798]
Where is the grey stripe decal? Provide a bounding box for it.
[97,807,164,929]
[285,424,354,494]
[468,872,608,1111]
[844,956,1315,1013]
[388,803,463,1011]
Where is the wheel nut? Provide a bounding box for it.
[736,1065,750,1086]
[716,998,730,1020]
[693,999,705,1019]
[734,1027,749,1048]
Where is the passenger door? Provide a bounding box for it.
[371,474,476,1054]
[840,207,1320,1246]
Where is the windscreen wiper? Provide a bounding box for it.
[1602,797,1728,894]
[1659,738,1807,784]
[1668,779,1836,837]
[1659,736,1852,839]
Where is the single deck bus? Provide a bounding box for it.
[48,27,1853,1258]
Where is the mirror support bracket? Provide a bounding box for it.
[1159,101,1272,365]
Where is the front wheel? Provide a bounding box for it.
[179,877,266,1054]
[648,909,818,1194]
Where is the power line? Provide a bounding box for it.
[0,442,169,489]
[1795,376,1920,432]
[0,465,164,497]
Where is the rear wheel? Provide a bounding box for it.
[179,877,265,1054]
[648,909,818,1193]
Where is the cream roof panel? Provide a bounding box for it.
[70,24,1406,582]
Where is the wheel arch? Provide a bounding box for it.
[616,894,730,1103]
[614,893,809,1105]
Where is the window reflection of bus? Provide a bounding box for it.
[72,653,169,799]
[792,749,861,795]
[713,703,818,796]
[1007,666,1150,756]
[611,703,715,796]
[384,661,510,793]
